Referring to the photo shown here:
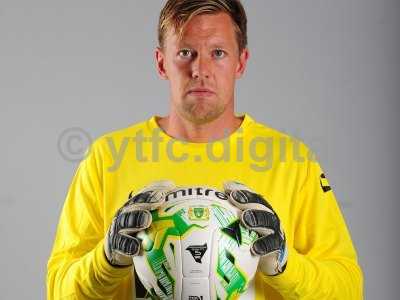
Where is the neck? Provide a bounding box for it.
[156,111,244,143]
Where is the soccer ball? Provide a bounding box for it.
[132,185,260,300]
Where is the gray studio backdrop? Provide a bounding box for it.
[0,1,398,299]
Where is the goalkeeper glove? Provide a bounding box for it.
[104,180,176,267]
[223,180,288,276]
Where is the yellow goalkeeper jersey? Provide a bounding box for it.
[47,113,363,299]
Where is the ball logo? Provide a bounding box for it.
[165,187,228,202]
[186,243,207,263]
[188,207,210,221]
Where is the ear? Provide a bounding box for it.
[155,47,169,80]
[235,48,250,79]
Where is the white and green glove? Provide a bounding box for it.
[104,180,176,267]
[223,181,288,276]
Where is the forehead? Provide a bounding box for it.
[166,12,237,48]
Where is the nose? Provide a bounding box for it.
[191,54,211,80]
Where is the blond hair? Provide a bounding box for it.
[158,0,248,53]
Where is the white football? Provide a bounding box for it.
[133,185,260,300]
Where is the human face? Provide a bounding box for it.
[155,12,249,125]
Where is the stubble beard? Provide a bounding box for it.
[179,96,226,125]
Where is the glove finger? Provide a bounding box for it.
[251,233,282,256]
[124,180,176,211]
[223,181,274,212]
[113,233,141,256]
[122,191,162,211]
[117,210,152,234]
[241,209,279,236]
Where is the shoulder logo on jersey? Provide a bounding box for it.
[320,173,332,192]
[186,243,207,263]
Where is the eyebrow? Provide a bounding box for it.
[178,41,228,49]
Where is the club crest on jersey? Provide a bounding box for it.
[188,207,210,221]
[186,244,207,263]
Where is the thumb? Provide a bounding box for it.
[223,180,270,211]
[138,179,176,194]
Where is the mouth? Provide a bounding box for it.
[187,88,215,97]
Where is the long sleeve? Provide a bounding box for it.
[46,141,132,300]
[261,153,364,299]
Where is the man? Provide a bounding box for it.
[47,0,363,299]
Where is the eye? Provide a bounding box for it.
[213,49,226,58]
[178,49,193,58]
